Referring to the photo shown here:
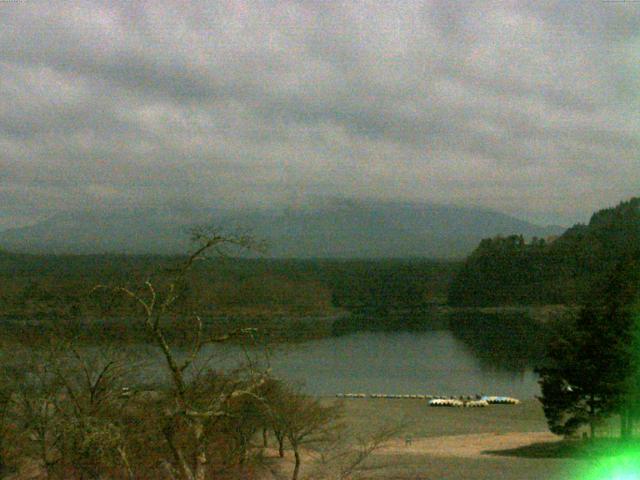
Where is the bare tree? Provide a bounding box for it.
[99,228,269,480]
[186,367,276,477]
[12,348,65,478]
[0,345,16,476]
[253,378,283,458]
[9,340,137,479]
[0,385,9,475]
[266,391,341,480]
[306,421,404,480]
[53,344,137,480]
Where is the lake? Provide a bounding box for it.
[191,329,541,399]
[6,313,544,399]
[266,331,539,398]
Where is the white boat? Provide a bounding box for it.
[482,396,520,405]
[428,398,464,407]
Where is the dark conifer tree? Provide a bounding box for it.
[537,254,640,438]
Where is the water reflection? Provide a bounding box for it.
[261,330,541,398]
[151,311,547,398]
[3,312,547,399]
[332,308,550,373]
[448,311,551,373]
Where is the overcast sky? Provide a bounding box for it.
[1,0,638,229]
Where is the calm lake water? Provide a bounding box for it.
[267,331,539,398]
[7,313,544,399]
[191,330,540,399]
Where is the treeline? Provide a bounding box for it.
[0,254,458,322]
[448,197,640,306]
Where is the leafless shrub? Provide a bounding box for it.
[306,421,405,480]
[7,341,137,479]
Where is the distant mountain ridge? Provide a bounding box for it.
[0,199,564,258]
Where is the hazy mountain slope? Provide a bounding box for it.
[239,200,563,258]
[0,209,198,255]
[0,199,564,258]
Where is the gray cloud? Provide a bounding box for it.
[1,0,638,230]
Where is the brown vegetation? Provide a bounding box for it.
[0,231,401,479]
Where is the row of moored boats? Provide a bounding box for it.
[335,393,520,406]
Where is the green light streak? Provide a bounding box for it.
[572,305,640,480]
[575,445,640,480]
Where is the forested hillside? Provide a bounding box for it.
[448,197,640,306]
[0,253,457,320]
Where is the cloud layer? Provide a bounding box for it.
[1,0,639,229]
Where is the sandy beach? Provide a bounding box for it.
[259,399,587,480]
[381,431,560,458]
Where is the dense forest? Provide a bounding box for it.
[448,197,640,307]
[0,251,458,342]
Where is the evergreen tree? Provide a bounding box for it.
[537,255,640,438]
